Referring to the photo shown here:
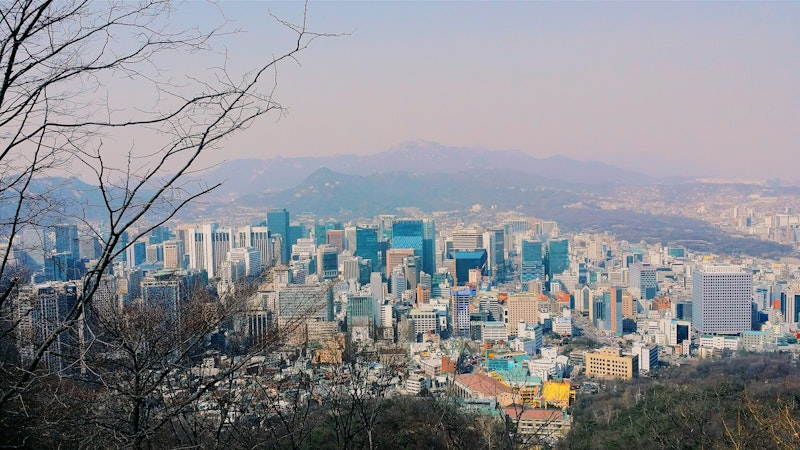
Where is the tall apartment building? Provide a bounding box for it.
[692,264,752,334]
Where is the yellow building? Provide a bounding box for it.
[584,347,638,380]
[541,380,574,408]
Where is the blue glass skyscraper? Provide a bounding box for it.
[354,226,379,271]
[267,209,290,264]
[392,219,435,276]
[545,239,569,277]
[520,239,544,283]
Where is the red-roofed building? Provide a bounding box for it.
[454,373,518,407]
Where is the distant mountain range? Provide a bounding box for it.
[202,140,653,199]
[16,141,794,258]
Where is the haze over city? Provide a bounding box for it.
[182,1,800,181]
[6,1,800,448]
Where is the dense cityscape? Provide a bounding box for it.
[5,195,800,447]
[3,1,800,448]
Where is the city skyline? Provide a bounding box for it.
[8,2,800,446]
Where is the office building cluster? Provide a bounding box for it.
[6,203,800,436]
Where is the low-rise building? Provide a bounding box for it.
[584,347,638,380]
[698,334,740,351]
[454,373,518,407]
[502,408,572,442]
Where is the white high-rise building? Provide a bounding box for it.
[237,226,271,268]
[205,225,233,279]
[185,228,205,272]
[228,247,261,278]
[370,272,384,323]
[692,265,752,334]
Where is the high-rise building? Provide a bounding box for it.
[521,239,544,284]
[385,248,415,276]
[630,263,658,300]
[314,221,342,246]
[781,291,800,325]
[505,294,540,336]
[205,224,233,279]
[14,282,80,374]
[452,229,483,251]
[392,219,435,277]
[126,240,146,268]
[419,271,432,290]
[403,255,419,291]
[44,252,75,281]
[277,283,333,321]
[316,244,339,280]
[354,226,379,272]
[145,244,161,263]
[450,288,473,338]
[185,228,205,273]
[488,228,506,280]
[326,230,345,253]
[416,284,431,304]
[503,219,529,235]
[141,274,184,324]
[449,249,487,285]
[288,224,306,252]
[605,287,624,335]
[238,226,271,268]
[228,247,261,277]
[692,265,752,334]
[422,219,436,276]
[53,224,80,260]
[545,239,569,278]
[267,209,290,264]
[343,226,357,252]
[390,266,407,301]
[370,272,384,322]
[347,294,374,329]
[621,292,637,318]
[540,221,558,237]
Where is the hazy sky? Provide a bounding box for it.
[180,2,800,180]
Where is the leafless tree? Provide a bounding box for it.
[0,0,335,443]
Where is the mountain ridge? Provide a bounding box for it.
[203,140,653,199]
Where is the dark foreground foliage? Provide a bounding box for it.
[560,353,800,450]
